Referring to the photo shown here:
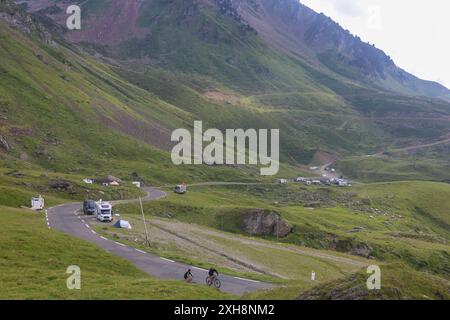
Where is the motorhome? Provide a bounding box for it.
[95,200,113,222]
[31,195,45,211]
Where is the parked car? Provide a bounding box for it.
[83,200,96,215]
[174,184,187,194]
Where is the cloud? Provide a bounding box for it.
[328,0,364,17]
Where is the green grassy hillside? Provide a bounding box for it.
[1,0,449,301]
[3,1,450,181]
[0,17,290,184]
[116,181,450,279]
[0,206,233,299]
[295,263,449,300]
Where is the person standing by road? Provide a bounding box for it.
[184,269,193,283]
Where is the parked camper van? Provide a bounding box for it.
[96,200,113,222]
[174,184,187,194]
[83,200,96,215]
[31,195,45,211]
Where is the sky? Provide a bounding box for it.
[300,0,450,89]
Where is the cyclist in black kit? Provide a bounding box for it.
[208,268,219,281]
[206,267,221,288]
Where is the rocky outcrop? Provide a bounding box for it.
[350,243,373,258]
[49,179,72,191]
[0,135,10,151]
[131,172,145,186]
[242,209,292,237]
[297,274,377,300]
[0,0,54,44]
[215,0,255,33]
[331,237,374,258]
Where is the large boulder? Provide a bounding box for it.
[49,179,72,191]
[350,243,374,258]
[242,209,292,238]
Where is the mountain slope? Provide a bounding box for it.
[0,1,272,183]
[19,0,450,101]
[236,0,450,101]
[4,0,450,182]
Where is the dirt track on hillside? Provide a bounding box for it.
[369,136,450,157]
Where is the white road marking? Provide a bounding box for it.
[234,277,260,283]
[100,236,108,240]
[114,241,126,247]
[85,224,90,229]
[91,230,96,235]
[160,257,175,263]
[135,249,146,254]
[193,267,208,272]
[45,210,51,229]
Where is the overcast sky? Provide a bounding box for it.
[300,0,450,89]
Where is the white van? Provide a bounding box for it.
[31,195,45,211]
[174,184,187,194]
[96,200,113,222]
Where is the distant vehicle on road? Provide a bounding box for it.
[277,179,288,185]
[83,200,96,215]
[31,195,45,211]
[96,200,113,222]
[174,184,187,194]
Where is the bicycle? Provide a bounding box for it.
[206,275,221,289]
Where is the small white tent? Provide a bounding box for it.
[132,181,141,188]
[114,220,132,230]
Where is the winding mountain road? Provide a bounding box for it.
[47,187,273,296]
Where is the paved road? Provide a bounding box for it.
[47,187,273,296]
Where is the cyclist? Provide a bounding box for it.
[184,269,193,283]
[207,267,219,282]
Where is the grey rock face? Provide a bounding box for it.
[242,209,292,237]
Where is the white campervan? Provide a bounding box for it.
[96,200,113,222]
[31,195,45,211]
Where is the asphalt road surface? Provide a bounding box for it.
[47,187,273,295]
